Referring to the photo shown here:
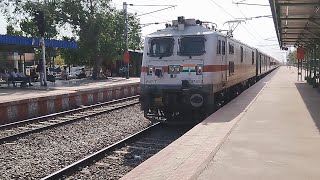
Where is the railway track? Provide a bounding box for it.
[0,95,140,144]
[41,123,192,180]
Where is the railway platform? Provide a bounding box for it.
[122,66,320,180]
[0,77,140,124]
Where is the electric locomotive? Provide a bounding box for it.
[140,16,278,122]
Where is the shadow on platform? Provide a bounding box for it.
[295,83,320,132]
[202,68,278,124]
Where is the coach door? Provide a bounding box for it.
[259,53,262,74]
[218,36,227,82]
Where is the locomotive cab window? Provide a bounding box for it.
[149,37,174,57]
[179,36,205,56]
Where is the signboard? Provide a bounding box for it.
[297,48,304,60]
[123,51,130,64]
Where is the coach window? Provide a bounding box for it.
[217,40,221,55]
[179,36,205,56]
[222,40,226,55]
[252,51,254,64]
[149,37,174,57]
[240,46,244,62]
[229,43,234,54]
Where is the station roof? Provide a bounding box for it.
[269,0,320,48]
[0,35,78,49]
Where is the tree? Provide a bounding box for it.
[58,0,142,79]
[1,0,60,38]
[288,49,297,63]
[6,25,23,36]
[54,55,64,66]
[0,0,142,79]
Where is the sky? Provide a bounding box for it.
[0,0,287,62]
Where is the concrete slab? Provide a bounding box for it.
[121,68,277,180]
[121,67,320,180]
[0,78,139,103]
[197,67,320,180]
[0,78,140,124]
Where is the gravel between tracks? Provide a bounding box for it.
[67,125,191,180]
[0,104,151,180]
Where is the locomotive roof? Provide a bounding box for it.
[146,25,222,37]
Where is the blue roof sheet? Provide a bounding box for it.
[0,35,78,48]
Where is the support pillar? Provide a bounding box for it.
[13,52,19,70]
[298,58,303,81]
[313,46,317,87]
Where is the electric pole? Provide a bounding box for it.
[35,10,47,86]
[123,2,129,79]
[121,2,176,79]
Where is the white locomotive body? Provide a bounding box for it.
[140,17,278,122]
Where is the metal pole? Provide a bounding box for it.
[309,49,312,84]
[306,49,309,81]
[123,2,129,79]
[23,54,26,74]
[318,46,320,86]
[314,46,317,87]
[41,37,47,86]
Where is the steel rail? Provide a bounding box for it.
[41,122,161,180]
[0,95,140,130]
[0,97,140,144]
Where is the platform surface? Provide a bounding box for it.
[121,67,320,180]
[0,77,139,103]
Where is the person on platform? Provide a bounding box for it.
[0,69,12,86]
[61,66,68,80]
[9,68,33,87]
[77,68,87,79]
[18,69,33,86]
[36,61,45,86]
[30,68,38,82]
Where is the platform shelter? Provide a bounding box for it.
[270,0,320,87]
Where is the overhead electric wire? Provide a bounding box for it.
[128,4,176,7]
[136,5,176,17]
[233,2,270,7]
[234,0,247,3]
[209,0,235,19]
[235,3,281,52]
[209,0,281,55]
[209,0,259,42]
[236,4,265,41]
[236,15,272,20]
[111,2,171,22]
[140,21,171,27]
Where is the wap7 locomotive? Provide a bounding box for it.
[140,17,278,122]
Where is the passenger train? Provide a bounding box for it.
[140,17,279,122]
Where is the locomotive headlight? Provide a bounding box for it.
[147,65,153,75]
[168,65,181,74]
[196,64,203,75]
